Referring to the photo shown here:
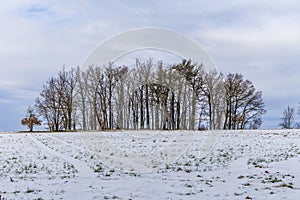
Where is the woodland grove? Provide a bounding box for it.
[30,59,265,132]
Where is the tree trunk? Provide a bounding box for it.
[140,86,144,129]
[145,84,150,129]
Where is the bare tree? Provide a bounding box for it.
[35,77,63,131]
[173,59,203,130]
[200,70,225,130]
[76,68,89,130]
[35,67,78,131]
[279,105,295,129]
[58,67,78,131]
[223,73,265,130]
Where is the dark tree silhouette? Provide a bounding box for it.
[279,105,295,129]
[223,73,266,130]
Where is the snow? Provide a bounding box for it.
[0,130,299,199]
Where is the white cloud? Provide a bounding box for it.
[200,19,300,58]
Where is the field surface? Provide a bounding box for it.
[0,130,299,199]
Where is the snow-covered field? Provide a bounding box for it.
[0,130,299,200]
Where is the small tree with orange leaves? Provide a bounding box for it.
[21,106,41,132]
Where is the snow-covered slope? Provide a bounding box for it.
[0,130,299,199]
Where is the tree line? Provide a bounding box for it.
[24,58,266,131]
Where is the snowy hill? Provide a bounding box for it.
[0,130,299,199]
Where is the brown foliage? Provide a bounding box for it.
[21,115,41,132]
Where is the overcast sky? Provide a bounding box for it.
[0,0,300,131]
